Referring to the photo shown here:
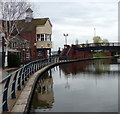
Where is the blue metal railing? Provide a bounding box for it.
[0,57,60,112]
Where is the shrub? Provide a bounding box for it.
[8,53,21,68]
[93,52,107,57]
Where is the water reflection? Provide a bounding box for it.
[59,61,91,75]
[30,59,118,112]
[30,70,54,112]
[59,59,118,76]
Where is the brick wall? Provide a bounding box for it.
[21,28,37,60]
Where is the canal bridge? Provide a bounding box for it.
[61,42,120,59]
[0,52,119,113]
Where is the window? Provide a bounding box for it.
[45,34,51,41]
[36,34,47,41]
[36,34,45,41]
[36,34,40,41]
[37,50,44,58]
[26,51,30,60]
[41,34,44,41]
[45,36,47,41]
[12,42,16,48]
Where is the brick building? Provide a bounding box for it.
[0,8,52,63]
[9,36,31,62]
[19,8,52,61]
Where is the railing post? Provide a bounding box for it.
[49,57,51,63]
[40,61,42,68]
[32,63,34,73]
[25,67,28,81]
[22,67,25,85]
[17,69,22,90]
[34,63,36,72]
[42,60,44,67]
[36,62,38,71]
[33,63,35,73]
[38,61,41,69]
[11,71,19,99]
[27,65,30,78]
[30,64,32,75]
[3,76,11,111]
[35,63,37,72]
[38,62,40,69]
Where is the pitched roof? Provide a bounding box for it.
[18,18,51,32]
[26,8,33,12]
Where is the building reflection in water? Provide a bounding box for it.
[59,59,116,77]
[59,58,117,88]
[31,69,54,111]
[59,61,91,76]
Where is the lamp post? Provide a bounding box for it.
[0,32,5,69]
[94,28,96,37]
[63,33,68,45]
[22,48,25,65]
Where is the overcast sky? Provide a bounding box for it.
[30,0,119,50]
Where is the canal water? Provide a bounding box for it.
[30,59,119,112]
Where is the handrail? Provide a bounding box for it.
[0,56,59,112]
[77,42,120,48]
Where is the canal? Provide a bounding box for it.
[30,58,119,112]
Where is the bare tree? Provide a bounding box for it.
[0,0,30,67]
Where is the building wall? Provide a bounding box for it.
[61,45,93,59]
[21,19,52,61]
[36,20,52,34]
[36,41,52,49]
[21,28,36,60]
